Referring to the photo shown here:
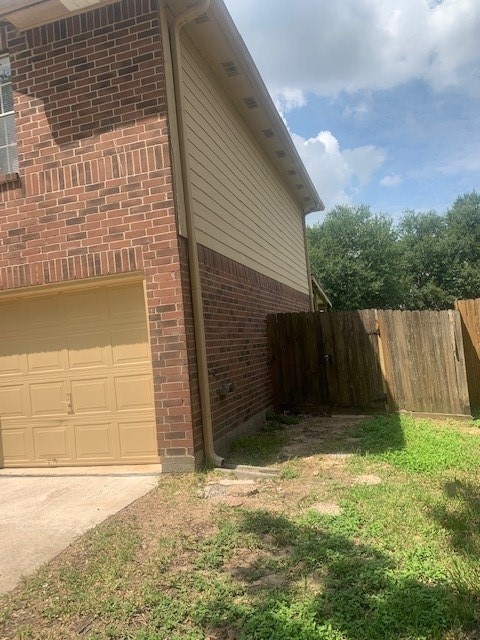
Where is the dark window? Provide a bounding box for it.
[0,55,18,174]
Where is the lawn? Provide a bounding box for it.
[1,414,480,639]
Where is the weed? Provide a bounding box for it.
[226,413,299,465]
[280,465,299,479]
[228,431,288,465]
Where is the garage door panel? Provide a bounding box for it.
[0,341,25,377]
[0,300,25,334]
[70,378,110,413]
[67,331,109,369]
[114,374,154,411]
[1,427,31,462]
[0,384,27,417]
[32,424,71,461]
[26,337,66,374]
[65,289,108,326]
[108,285,147,324]
[74,422,115,460]
[29,381,68,416]
[25,296,62,329]
[111,325,151,365]
[118,420,157,459]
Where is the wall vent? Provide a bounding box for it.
[243,97,258,109]
[304,196,312,202]
[287,169,297,175]
[296,184,305,190]
[275,150,287,158]
[262,128,275,138]
[221,61,239,77]
[194,14,210,23]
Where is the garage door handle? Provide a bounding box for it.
[62,393,74,414]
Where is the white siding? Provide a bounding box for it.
[181,36,309,294]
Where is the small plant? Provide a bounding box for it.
[280,465,299,480]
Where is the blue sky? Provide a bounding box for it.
[224,0,480,225]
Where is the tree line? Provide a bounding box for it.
[307,191,480,311]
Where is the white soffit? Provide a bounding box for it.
[0,0,117,30]
[59,0,101,10]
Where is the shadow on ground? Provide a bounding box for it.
[227,413,406,467]
[430,479,480,558]
[191,509,480,640]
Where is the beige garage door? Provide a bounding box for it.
[0,280,158,467]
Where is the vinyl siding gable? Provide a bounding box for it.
[181,34,309,295]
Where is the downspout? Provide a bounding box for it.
[159,0,223,467]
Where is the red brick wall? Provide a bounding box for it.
[180,238,310,456]
[0,0,195,466]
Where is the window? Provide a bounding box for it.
[0,55,18,175]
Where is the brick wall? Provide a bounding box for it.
[0,0,196,467]
[180,238,310,457]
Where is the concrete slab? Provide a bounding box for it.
[0,464,162,477]
[0,470,161,595]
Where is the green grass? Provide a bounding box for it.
[19,521,142,625]
[227,412,300,465]
[355,415,480,473]
[2,414,480,640]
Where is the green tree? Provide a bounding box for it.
[397,210,451,309]
[307,205,401,310]
[308,193,480,311]
[397,192,480,309]
[444,191,480,301]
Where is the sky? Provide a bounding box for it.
[224,0,480,225]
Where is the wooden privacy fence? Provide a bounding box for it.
[267,307,473,419]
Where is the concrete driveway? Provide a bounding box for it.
[0,466,161,595]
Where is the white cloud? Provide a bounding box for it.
[291,131,385,218]
[343,102,370,120]
[225,0,480,97]
[272,88,307,114]
[436,151,480,175]
[380,174,403,187]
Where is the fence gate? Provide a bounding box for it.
[267,310,386,413]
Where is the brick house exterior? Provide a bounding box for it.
[0,0,322,471]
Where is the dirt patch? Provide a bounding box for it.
[279,414,367,459]
[309,502,343,515]
[353,474,382,485]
